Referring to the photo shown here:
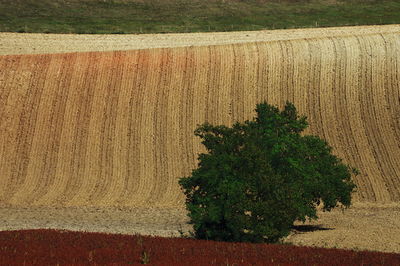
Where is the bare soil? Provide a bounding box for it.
[0,204,399,253]
[1,26,400,254]
[286,203,400,253]
[1,28,400,207]
[1,24,399,55]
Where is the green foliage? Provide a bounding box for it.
[179,101,357,243]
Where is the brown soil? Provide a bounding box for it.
[1,26,399,207]
[1,26,400,254]
[0,204,399,253]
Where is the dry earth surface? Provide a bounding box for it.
[1,25,400,55]
[0,204,399,253]
[1,26,400,207]
[1,25,400,253]
[287,203,400,253]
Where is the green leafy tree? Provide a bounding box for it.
[179,101,358,243]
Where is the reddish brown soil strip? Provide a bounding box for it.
[0,229,399,265]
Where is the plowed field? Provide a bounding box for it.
[1,25,400,55]
[1,26,400,208]
[1,25,400,253]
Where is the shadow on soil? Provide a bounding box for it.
[292,225,333,232]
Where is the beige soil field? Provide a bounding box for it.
[0,25,400,253]
[1,25,400,55]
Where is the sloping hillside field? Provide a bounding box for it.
[2,25,400,55]
[0,26,400,209]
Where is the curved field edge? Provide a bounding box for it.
[0,229,399,264]
[1,25,400,56]
[0,205,399,253]
[0,30,399,208]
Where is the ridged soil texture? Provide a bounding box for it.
[0,32,399,207]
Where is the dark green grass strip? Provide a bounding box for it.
[1,0,399,34]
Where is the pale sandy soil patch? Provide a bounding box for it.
[0,24,399,55]
[0,204,399,253]
[0,207,191,238]
[285,203,400,253]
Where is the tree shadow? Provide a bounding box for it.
[292,224,333,232]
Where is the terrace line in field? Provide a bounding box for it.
[0,29,399,207]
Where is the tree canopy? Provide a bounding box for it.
[179,101,358,243]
